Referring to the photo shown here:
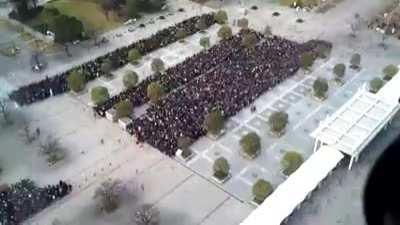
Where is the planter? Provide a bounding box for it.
[207,129,226,140]
[212,173,231,184]
[240,149,260,160]
[175,148,196,162]
[118,117,133,131]
[106,108,117,122]
[250,197,262,207]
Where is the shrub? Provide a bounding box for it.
[67,70,85,93]
[383,64,398,80]
[281,151,304,176]
[214,10,228,24]
[237,18,249,29]
[123,70,139,89]
[299,52,315,70]
[91,86,109,105]
[128,48,142,64]
[151,58,165,74]
[240,132,261,158]
[200,36,210,49]
[147,82,164,103]
[241,32,258,49]
[213,157,230,180]
[333,63,346,79]
[217,25,232,40]
[252,179,273,204]
[204,109,224,136]
[115,100,133,119]
[369,77,384,93]
[313,78,329,99]
[350,53,361,69]
[268,111,289,134]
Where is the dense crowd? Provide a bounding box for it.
[0,179,72,225]
[94,31,247,116]
[130,32,331,156]
[9,13,216,106]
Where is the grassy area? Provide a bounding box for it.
[30,0,122,34]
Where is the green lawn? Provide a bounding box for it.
[31,0,122,34]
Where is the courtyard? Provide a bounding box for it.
[1,0,400,225]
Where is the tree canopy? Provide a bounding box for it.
[147,82,164,103]
[115,100,133,119]
[369,77,384,94]
[241,32,258,49]
[67,70,85,93]
[217,25,232,40]
[204,109,224,136]
[313,78,329,99]
[91,86,109,105]
[123,70,139,89]
[50,15,84,44]
[252,179,273,204]
[383,64,398,81]
[213,157,230,180]
[333,63,346,79]
[128,48,142,64]
[299,52,315,70]
[151,58,165,74]
[281,151,304,176]
[214,10,228,24]
[268,111,289,134]
[240,132,261,158]
[199,36,210,49]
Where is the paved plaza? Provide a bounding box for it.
[1,0,400,225]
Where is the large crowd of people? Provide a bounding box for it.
[94,31,246,116]
[130,32,331,156]
[0,179,72,225]
[9,13,216,106]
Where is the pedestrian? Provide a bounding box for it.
[36,127,40,137]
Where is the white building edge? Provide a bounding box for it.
[240,71,400,225]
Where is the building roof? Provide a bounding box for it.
[240,146,344,225]
[311,87,399,157]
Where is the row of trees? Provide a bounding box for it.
[176,110,289,162]
[212,150,303,204]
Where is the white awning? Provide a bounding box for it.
[311,88,399,158]
[240,146,344,225]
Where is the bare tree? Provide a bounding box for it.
[19,124,36,144]
[39,135,65,166]
[94,179,124,213]
[135,204,160,225]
